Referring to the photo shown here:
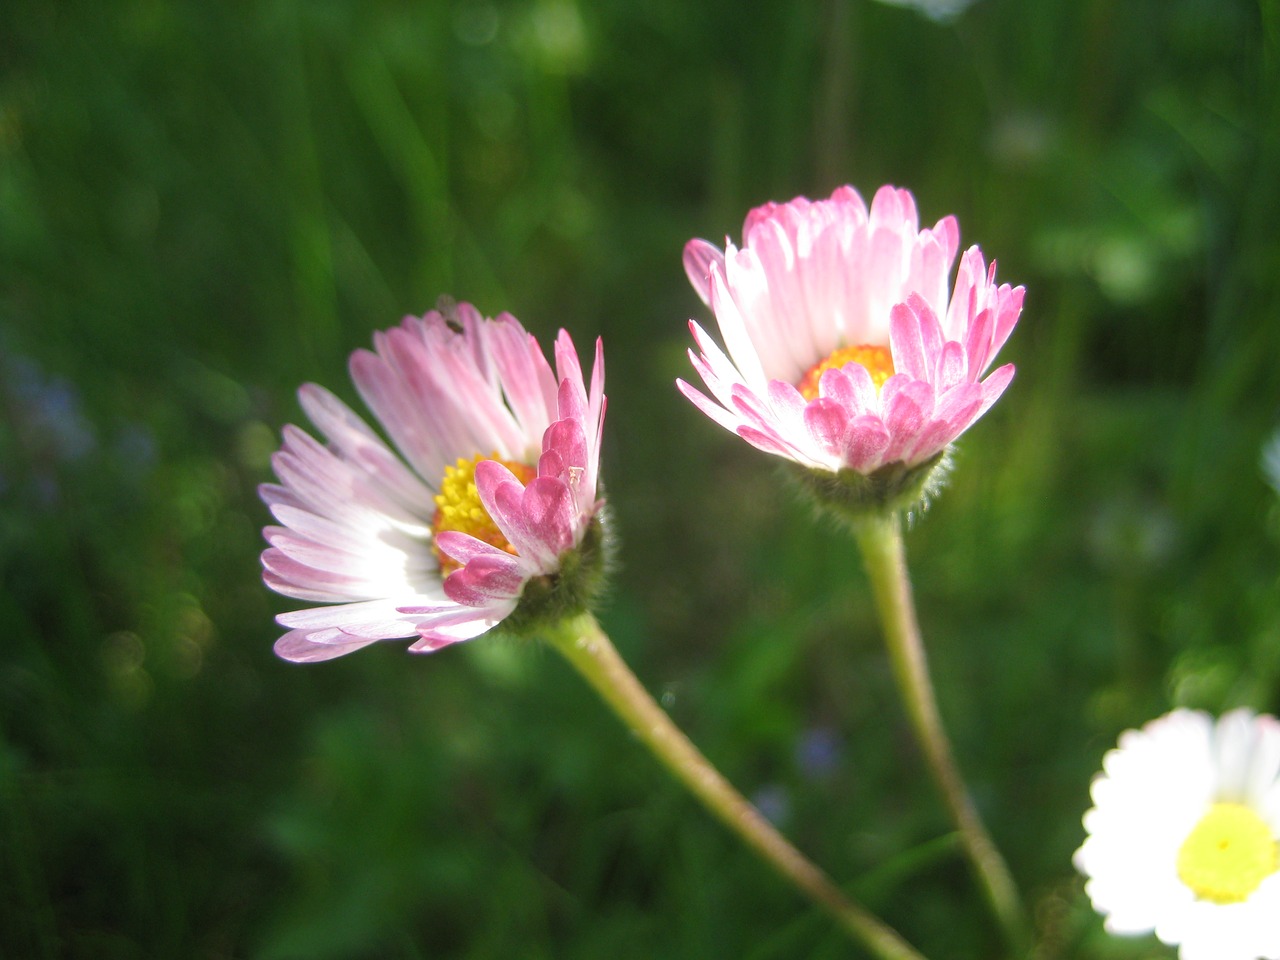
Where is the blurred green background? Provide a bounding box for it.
[2,0,1278,957]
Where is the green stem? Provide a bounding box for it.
[851,512,1027,951]
[544,612,928,960]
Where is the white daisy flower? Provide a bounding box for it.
[1075,708,1280,960]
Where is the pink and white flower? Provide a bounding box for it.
[679,185,1024,476]
[260,303,606,662]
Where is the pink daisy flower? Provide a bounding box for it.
[680,185,1024,482]
[259,303,606,662]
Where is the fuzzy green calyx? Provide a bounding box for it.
[789,451,948,524]
[496,508,613,639]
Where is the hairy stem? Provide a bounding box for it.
[544,612,928,960]
[852,511,1027,951]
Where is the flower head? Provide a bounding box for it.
[260,302,607,662]
[1075,708,1280,960]
[679,185,1023,512]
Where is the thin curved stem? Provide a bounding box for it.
[544,612,928,960]
[851,512,1027,952]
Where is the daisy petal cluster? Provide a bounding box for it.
[1075,708,1280,960]
[679,185,1023,495]
[260,302,606,662]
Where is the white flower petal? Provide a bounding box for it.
[1076,708,1280,960]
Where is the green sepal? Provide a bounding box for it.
[494,507,614,640]
[789,450,949,525]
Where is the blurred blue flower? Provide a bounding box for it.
[2,351,96,464]
[795,726,844,781]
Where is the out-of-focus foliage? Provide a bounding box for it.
[1,0,1276,957]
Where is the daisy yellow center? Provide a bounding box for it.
[797,345,895,401]
[433,453,536,575]
[1175,802,1278,904]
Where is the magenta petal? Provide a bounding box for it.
[883,380,934,462]
[817,366,857,409]
[538,448,566,479]
[520,477,575,555]
[444,555,526,605]
[555,376,587,426]
[842,416,891,472]
[543,417,588,472]
[803,398,849,454]
[475,459,525,504]
[475,460,536,551]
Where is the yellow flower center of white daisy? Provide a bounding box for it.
[797,345,895,401]
[433,453,536,574]
[1176,802,1278,904]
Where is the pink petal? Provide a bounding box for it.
[543,418,587,473]
[520,477,576,556]
[263,570,357,604]
[843,416,892,472]
[830,363,880,417]
[883,380,935,462]
[709,258,770,388]
[803,397,849,454]
[738,423,809,462]
[677,377,745,434]
[554,379,588,434]
[687,321,748,409]
[275,629,381,662]
[554,329,587,400]
[766,378,809,427]
[974,363,1016,418]
[934,340,968,392]
[683,239,726,307]
[444,554,526,605]
[262,549,385,601]
[474,460,541,556]
[990,283,1025,361]
[434,530,511,566]
[963,305,996,377]
[889,303,930,381]
[410,604,513,651]
[483,319,558,446]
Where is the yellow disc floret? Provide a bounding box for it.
[433,453,537,575]
[1176,802,1278,904]
[797,344,895,401]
